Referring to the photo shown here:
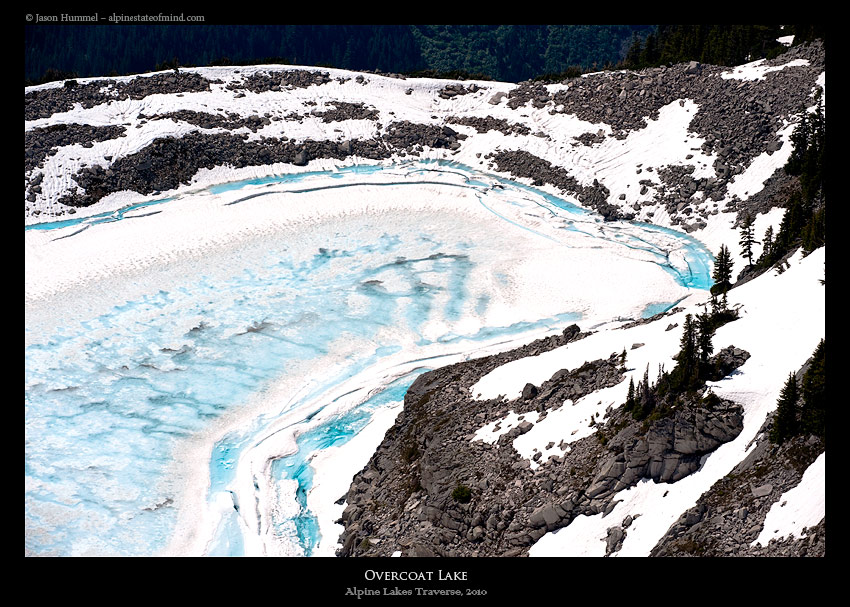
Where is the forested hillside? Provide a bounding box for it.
[622,24,827,69]
[26,24,828,86]
[25,24,654,84]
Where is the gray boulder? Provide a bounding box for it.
[488,92,507,105]
[522,383,539,400]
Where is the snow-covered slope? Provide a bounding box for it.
[25,42,823,233]
[25,41,825,557]
[519,246,825,556]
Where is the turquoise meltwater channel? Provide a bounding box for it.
[25,160,714,556]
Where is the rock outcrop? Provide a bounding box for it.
[25,71,218,121]
[335,322,750,558]
[51,123,467,208]
[495,41,824,229]
[650,420,824,557]
[585,401,744,501]
[485,149,623,220]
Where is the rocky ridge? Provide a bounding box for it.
[485,149,619,220]
[25,123,128,174]
[649,425,825,557]
[514,42,824,230]
[24,71,218,121]
[335,324,756,557]
[25,41,824,230]
[648,354,826,557]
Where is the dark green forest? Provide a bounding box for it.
[24,24,817,85]
[25,25,659,84]
[621,24,825,70]
[24,24,652,84]
[26,24,826,86]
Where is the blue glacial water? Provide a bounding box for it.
[25,160,715,556]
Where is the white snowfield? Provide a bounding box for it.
[25,52,825,557]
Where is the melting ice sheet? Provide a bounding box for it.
[25,160,713,556]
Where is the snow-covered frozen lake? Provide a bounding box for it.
[24,159,715,556]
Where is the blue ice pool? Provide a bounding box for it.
[25,160,715,556]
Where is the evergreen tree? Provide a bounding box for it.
[802,206,825,254]
[630,365,656,420]
[774,189,811,256]
[624,33,644,68]
[767,88,826,261]
[640,364,655,418]
[679,313,697,365]
[640,32,659,67]
[696,313,714,364]
[758,225,774,265]
[711,244,734,295]
[625,377,636,412]
[785,89,825,204]
[671,314,699,392]
[800,339,825,438]
[770,372,800,444]
[739,213,758,266]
